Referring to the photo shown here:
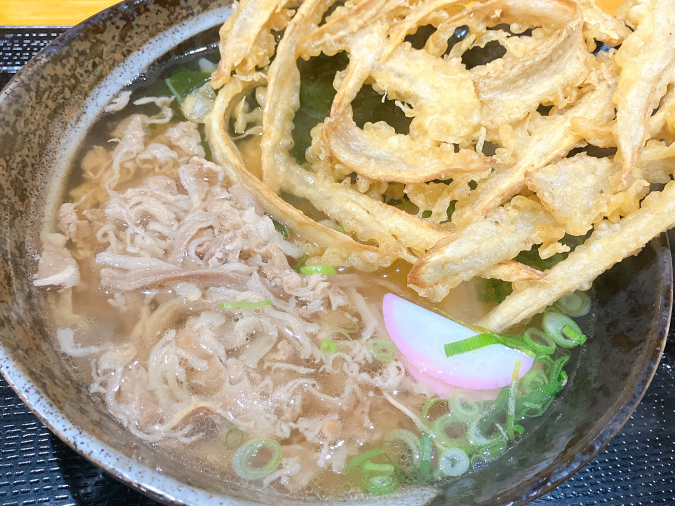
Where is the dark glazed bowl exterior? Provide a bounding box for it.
[0,1,671,505]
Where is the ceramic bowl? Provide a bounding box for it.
[0,1,671,504]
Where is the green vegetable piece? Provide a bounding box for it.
[347,447,385,471]
[366,339,396,362]
[299,265,337,276]
[225,428,244,450]
[477,278,513,303]
[165,68,211,104]
[320,340,338,355]
[419,433,433,479]
[554,290,591,317]
[335,225,346,233]
[523,328,556,355]
[542,310,586,348]
[271,218,289,239]
[294,252,308,272]
[363,462,395,474]
[444,333,536,358]
[221,300,273,310]
[362,474,398,496]
[231,438,282,480]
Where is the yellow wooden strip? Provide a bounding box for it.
[0,0,626,27]
[0,0,120,26]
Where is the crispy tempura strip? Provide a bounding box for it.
[454,61,618,223]
[369,42,482,144]
[212,0,293,88]
[613,0,675,187]
[442,0,590,129]
[323,24,489,182]
[483,260,546,282]
[279,166,448,260]
[260,0,335,191]
[576,0,631,46]
[205,79,393,272]
[299,0,397,58]
[408,197,563,300]
[478,180,675,332]
[382,0,467,60]
[323,109,492,183]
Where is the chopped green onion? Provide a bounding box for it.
[444,333,535,358]
[419,433,433,479]
[165,68,211,104]
[506,360,522,440]
[549,354,571,383]
[476,278,513,303]
[420,397,446,427]
[320,340,338,355]
[231,438,282,480]
[271,218,289,239]
[437,448,470,477]
[363,462,395,473]
[384,428,422,467]
[225,428,244,450]
[444,333,500,357]
[468,418,501,446]
[299,265,337,276]
[554,290,591,317]
[431,413,470,451]
[542,310,586,348]
[449,393,482,422]
[517,378,565,418]
[347,447,384,471]
[521,368,549,395]
[422,210,432,218]
[366,339,396,362]
[362,474,398,495]
[476,437,508,462]
[335,225,346,233]
[294,253,308,272]
[221,300,273,310]
[523,328,556,355]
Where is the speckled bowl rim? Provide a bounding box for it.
[0,2,672,505]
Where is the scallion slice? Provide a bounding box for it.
[554,290,591,317]
[420,397,445,427]
[225,428,244,450]
[523,328,556,355]
[367,339,396,362]
[437,448,470,477]
[320,340,338,355]
[431,413,470,451]
[231,438,282,480]
[363,462,395,473]
[419,433,433,479]
[335,225,346,233]
[221,300,273,310]
[444,333,535,358]
[346,447,384,472]
[542,310,586,348]
[299,265,337,276]
[449,393,482,422]
[362,474,398,496]
[384,428,422,467]
[506,360,522,440]
[294,252,308,272]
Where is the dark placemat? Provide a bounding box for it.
[1,27,674,506]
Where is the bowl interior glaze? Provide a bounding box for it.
[0,1,671,505]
